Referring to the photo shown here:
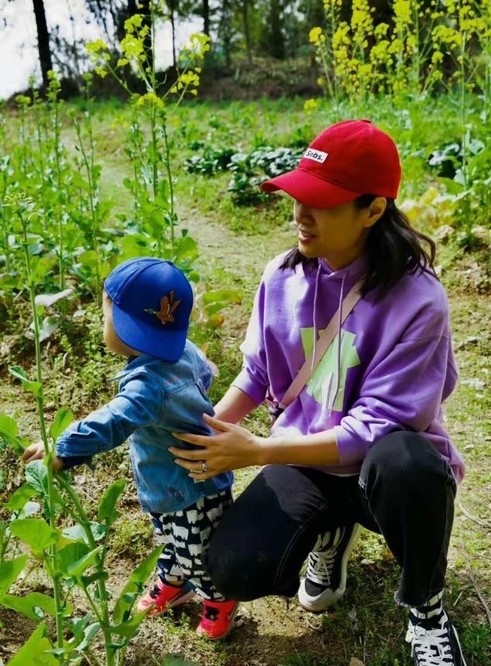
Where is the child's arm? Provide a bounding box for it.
[23,373,162,470]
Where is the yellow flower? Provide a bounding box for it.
[124,14,143,33]
[136,92,164,108]
[304,98,319,113]
[309,27,324,45]
[86,39,108,55]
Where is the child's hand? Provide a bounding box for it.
[22,442,64,471]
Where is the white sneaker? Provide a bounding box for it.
[298,524,362,612]
[406,608,467,665]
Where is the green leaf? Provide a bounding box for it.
[9,365,42,396]
[74,620,101,653]
[7,622,58,665]
[111,611,147,638]
[2,592,56,620]
[67,546,102,578]
[0,414,28,454]
[113,545,162,624]
[57,542,91,575]
[62,521,106,544]
[35,289,73,307]
[120,234,150,258]
[10,518,59,553]
[25,459,49,493]
[97,479,125,525]
[8,366,29,382]
[24,461,64,512]
[0,414,19,437]
[49,408,73,440]
[0,555,29,598]
[173,235,199,263]
[77,250,99,268]
[5,483,40,511]
[37,316,59,343]
[201,289,242,305]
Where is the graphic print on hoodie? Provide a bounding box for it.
[301,328,360,413]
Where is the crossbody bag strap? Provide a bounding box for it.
[278,279,363,410]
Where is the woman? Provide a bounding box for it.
[170,120,466,665]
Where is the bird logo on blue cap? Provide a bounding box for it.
[144,291,181,325]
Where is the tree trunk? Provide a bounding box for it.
[219,0,232,68]
[242,0,252,66]
[268,0,285,60]
[138,0,154,75]
[202,0,210,36]
[167,0,177,67]
[32,0,53,88]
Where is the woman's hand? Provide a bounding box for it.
[170,414,263,480]
[22,441,64,471]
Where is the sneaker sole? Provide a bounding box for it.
[196,603,240,641]
[298,523,362,612]
[451,625,468,666]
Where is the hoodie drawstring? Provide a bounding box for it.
[329,272,347,415]
[316,268,346,417]
[311,263,323,376]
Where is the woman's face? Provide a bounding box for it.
[293,197,386,270]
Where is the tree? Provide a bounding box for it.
[260,0,285,59]
[240,0,253,65]
[32,0,53,87]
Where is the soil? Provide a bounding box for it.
[0,207,490,666]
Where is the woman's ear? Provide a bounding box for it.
[365,196,387,228]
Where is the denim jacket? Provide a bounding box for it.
[56,341,233,513]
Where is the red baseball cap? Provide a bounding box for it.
[261,119,401,208]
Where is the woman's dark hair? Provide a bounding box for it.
[280,195,436,299]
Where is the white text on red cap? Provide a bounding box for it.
[304,148,329,164]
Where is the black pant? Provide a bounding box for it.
[205,431,457,608]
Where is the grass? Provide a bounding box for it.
[0,95,490,665]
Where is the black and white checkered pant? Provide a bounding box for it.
[150,489,233,601]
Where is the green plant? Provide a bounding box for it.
[185,144,303,206]
[86,14,209,270]
[0,196,161,665]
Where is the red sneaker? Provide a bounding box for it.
[137,579,195,616]
[196,599,239,640]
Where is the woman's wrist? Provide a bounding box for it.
[256,435,285,466]
[255,431,340,467]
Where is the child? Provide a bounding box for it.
[23,257,238,640]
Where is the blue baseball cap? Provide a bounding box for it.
[104,257,193,362]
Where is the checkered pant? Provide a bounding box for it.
[150,489,233,601]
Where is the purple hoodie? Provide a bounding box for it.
[233,251,465,483]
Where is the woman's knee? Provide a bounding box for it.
[360,431,454,495]
[205,464,326,601]
[205,532,280,601]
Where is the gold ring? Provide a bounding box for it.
[200,460,208,474]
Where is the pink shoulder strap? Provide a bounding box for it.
[278,279,363,410]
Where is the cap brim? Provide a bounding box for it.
[261,168,362,208]
[112,306,187,362]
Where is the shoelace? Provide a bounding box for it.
[203,606,220,621]
[407,620,454,666]
[306,543,337,586]
[149,583,162,600]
